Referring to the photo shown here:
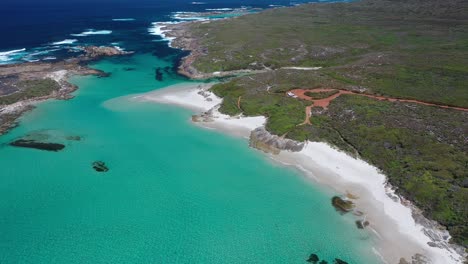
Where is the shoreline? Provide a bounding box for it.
[135,82,466,264]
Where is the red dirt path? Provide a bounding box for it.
[289,88,468,125]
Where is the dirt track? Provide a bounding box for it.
[289,88,468,125]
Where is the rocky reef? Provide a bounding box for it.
[249,127,304,154]
[10,139,65,152]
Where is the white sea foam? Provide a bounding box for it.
[191,2,206,4]
[42,56,57,61]
[21,47,61,62]
[51,39,78,45]
[0,48,26,62]
[112,18,135,21]
[172,12,209,21]
[22,58,40,62]
[29,48,60,56]
[205,8,234,11]
[71,29,112,37]
[148,21,181,46]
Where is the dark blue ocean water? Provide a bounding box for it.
[0,0,328,64]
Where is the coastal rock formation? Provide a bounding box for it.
[92,161,109,172]
[10,139,65,152]
[249,127,304,154]
[78,46,132,58]
[398,253,431,264]
[331,196,355,214]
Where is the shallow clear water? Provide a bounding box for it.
[0,53,380,263]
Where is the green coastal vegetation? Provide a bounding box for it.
[183,0,468,245]
[0,78,60,105]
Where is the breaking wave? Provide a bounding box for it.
[51,39,78,45]
[71,30,112,37]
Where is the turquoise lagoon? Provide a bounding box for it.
[0,54,379,263]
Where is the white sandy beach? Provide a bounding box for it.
[133,83,266,138]
[134,82,465,264]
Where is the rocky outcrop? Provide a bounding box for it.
[331,196,355,214]
[249,127,304,154]
[78,46,132,58]
[410,204,467,258]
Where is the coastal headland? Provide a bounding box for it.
[0,46,131,135]
[143,0,468,263]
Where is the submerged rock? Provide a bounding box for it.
[65,135,81,141]
[155,68,164,81]
[331,196,355,214]
[92,161,109,172]
[319,261,328,264]
[334,259,348,264]
[10,139,65,152]
[306,253,320,263]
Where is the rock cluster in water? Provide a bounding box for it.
[154,66,171,81]
[249,127,305,154]
[92,161,109,172]
[9,139,65,152]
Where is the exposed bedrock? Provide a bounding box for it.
[249,127,304,154]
